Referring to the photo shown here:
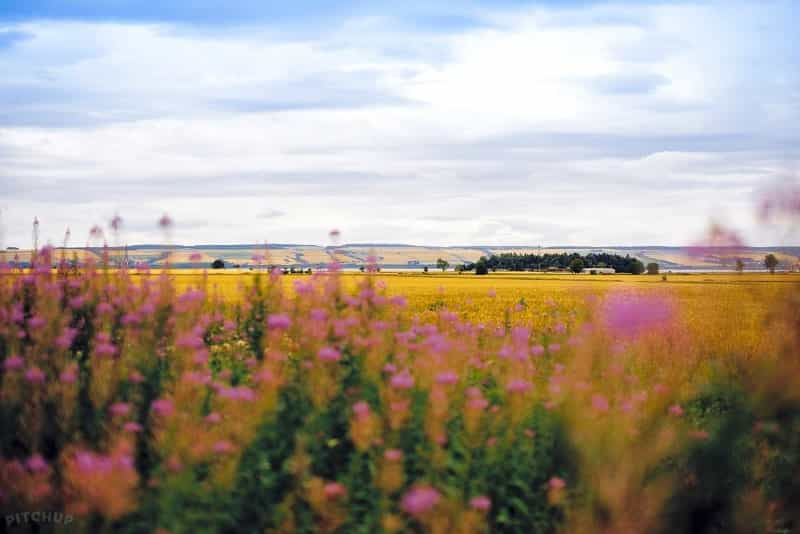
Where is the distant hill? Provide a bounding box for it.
[3,244,799,271]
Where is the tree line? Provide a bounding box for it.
[461,252,646,274]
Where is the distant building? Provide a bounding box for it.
[407,260,420,265]
[581,267,616,274]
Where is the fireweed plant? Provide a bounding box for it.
[0,217,799,533]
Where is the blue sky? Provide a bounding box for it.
[0,0,797,246]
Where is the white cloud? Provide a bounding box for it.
[0,1,798,247]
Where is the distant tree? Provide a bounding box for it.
[475,260,489,275]
[764,254,779,273]
[735,259,744,273]
[305,268,312,274]
[630,259,645,275]
[211,259,225,269]
[646,262,660,275]
[423,266,429,273]
[359,266,365,273]
[436,258,450,272]
[568,258,585,274]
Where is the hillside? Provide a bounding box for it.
[2,244,799,271]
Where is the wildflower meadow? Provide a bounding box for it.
[1,229,799,533]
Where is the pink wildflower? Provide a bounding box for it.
[151,398,175,418]
[212,440,235,455]
[25,366,46,384]
[124,422,143,433]
[384,449,403,462]
[401,485,441,517]
[435,371,458,385]
[591,394,610,412]
[602,291,676,339]
[318,347,342,362]
[109,402,131,417]
[470,495,491,512]
[352,401,371,418]
[26,454,48,473]
[390,371,414,390]
[3,355,24,371]
[324,482,347,499]
[506,379,532,394]
[267,314,291,330]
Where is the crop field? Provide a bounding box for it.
[171,270,791,358]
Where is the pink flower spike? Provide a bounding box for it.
[506,379,532,394]
[25,366,46,384]
[384,449,403,462]
[390,371,414,390]
[57,367,76,384]
[151,398,175,418]
[212,440,235,455]
[267,314,291,330]
[591,394,610,413]
[669,404,684,417]
[109,402,131,417]
[3,355,24,371]
[469,495,491,512]
[205,412,222,424]
[26,454,48,473]
[435,371,458,385]
[549,477,566,490]
[401,485,441,517]
[318,347,342,362]
[324,482,347,499]
[124,422,143,433]
[352,401,371,418]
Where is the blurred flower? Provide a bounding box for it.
[318,347,342,362]
[506,379,532,394]
[158,214,173,229]
[390,371,414,390]
[401,485,441,517]
[668,404,684,417]
[267,314,291,330]
[591,394,610,412]
[25,366,46,384]
[151,399,175,418]
[601,291,675,339]
[324,482,347,500]
[3,355,23,371]
[26,454,49,473]
[469,495,491,512]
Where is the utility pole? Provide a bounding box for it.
[32,217,40,251]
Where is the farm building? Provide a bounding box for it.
[581,267,616,274]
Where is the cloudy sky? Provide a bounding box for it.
[0,0,797,247]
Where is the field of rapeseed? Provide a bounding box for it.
[1,251,799,533]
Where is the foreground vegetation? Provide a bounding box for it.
[1,250,799,533]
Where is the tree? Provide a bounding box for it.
[568,258,584,274]
[423,266,429,273]
[646,262,660,275]
[436,258,450,272]
[735,259,744,273]
[475,260,489,275]
[630,259,645,275]
[764,254,779,273]
[211,259,225,269]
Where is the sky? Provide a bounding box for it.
[0,0,798,247]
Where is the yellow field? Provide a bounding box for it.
[156,270,797,361]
